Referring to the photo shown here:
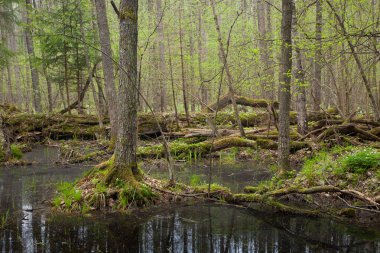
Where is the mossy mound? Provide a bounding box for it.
[53,158,156,212]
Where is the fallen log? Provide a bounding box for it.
[138,136,257,159]
[204,94,278,113]
[317,124,380,142]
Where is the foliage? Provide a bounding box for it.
[117,183,155,209]
[10,144,23,159]
[339,148,380,174]
[53,182,82,209]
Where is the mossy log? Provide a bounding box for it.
[204,94,278,113]
[138,137,257,159]
[316,123,380,142]
[268,185,341,197]
[227,193,320,217]
[254,138,310,152]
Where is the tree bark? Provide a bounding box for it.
[197,1,208,108]
[156,0,167,112]
[313,0,322,111]
[107,0,139,184]
[179,0,190,126]
[257,0,272,100]
[25,0,42,113]
[94,0,118,139]
[292,2,308,135]
[278,0,293,172]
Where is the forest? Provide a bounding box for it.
[0,0,380,252]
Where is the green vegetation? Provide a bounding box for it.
[0,210,9,229]
[299,146,380,187]
[53,182,82,211]
[10,144,23,159]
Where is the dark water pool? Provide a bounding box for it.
[0,146,379,253]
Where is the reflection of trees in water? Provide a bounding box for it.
[1,205,379,252]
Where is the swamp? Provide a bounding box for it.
[1,0,380,252]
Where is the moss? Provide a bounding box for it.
[193,183,231,194]
[232,193,264,202]
[243,186,260,193]
[337,208,356,218]
[256,138,277,149]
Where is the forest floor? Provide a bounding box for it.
[1,109,380,225]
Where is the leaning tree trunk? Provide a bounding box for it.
[278,0,293,172]
[94,0,118,139]
[106,0,139,184]
[25,0,42,113]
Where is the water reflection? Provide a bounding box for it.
[2,204,380,253]
[0,146,379,253]
[148,159,272,193]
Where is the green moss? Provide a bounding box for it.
[193,183,231,194]
[118,183,155,208]
[232,193,264,202]
[243,186,259,193]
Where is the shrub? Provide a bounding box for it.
[340,148,380,174]
[54,182,82,209]
[10,144,23,159]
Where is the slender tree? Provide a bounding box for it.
[313,0,322,111]
[278,0,293,172]
[25,0,42,113]
[94,0,118,139]
[210,0,245,137]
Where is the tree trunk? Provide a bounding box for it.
[167,35,180,128]
[179,0,190,126]
[292,2,307,135]
[94,0,118,139]
[257,0,272,100]
[210,0,245,137]
[278,0,293,172]
[197,1,208,108]
[107,0,139,184]
[313,0,322,111]
[25,0,42,113]
[156,0,167,112]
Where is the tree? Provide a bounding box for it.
[25,0,42,113]
[94,0,118,139]
[210,0,245,137]
[278,0,293,172]
[292,1,307,135]
[106,0,139,184]
[313,0,322,111]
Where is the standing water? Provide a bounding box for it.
[0,146,379,252]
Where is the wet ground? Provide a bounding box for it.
[0,146,379,253]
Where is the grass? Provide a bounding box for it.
[0,210,9,229]
[53,182,82,209]
[299,145,380,186]
[10,144,23,159]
